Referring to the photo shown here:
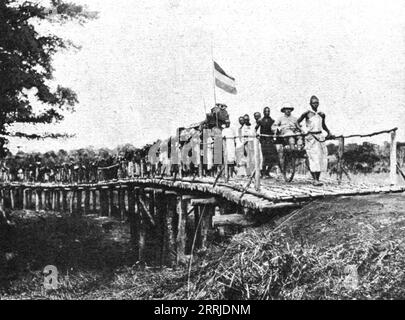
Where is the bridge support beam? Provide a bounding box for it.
[118,186,126,220]
[100,187,109,216]
[154,190,166,265]
[61,190,67,212]
[76,188,83,216]
[91,189,97,213]
[176,195,187,264]
[10,188,15,210]
[22,189,28,210]
[68,189,75,215]
[84,189,90,215]
[108,188,113,217]
[35,189,41,211]
[127,186,139,259]
[138,189,147,264]
[163,193,177,266]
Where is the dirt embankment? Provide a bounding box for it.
[183,194,405,299]
[1,194,404,299]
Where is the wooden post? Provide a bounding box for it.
[69,189,75,215]
[140,160,144,177]
[42,189,47,210]
[91,189,97,213]
[200,205,214,249]
[223,137,229,182]
[119,186,126,220]
[62,190,68,212]
[338,137,345,183]
[29,189,33,210]
[176,196,187,264]
[47,189,53,211]
[54,190,59,210]
[118,186,126,221]
[390,129,398,186]
[100,188,108,216]
[18,187,24,209]
[35,189,41,211]
[138,189,146,263]
[76,188,83,215]
[134,187,142,261]
[0,189,4,209]
[154,190,166,265]
[22,189,28,210]
[127,186,139,258]
[253,135,261,191]
[108,188,113,217]
[10,188,15,210]
[55,189,60,211]
[164,194,177,266]
[84,189,90,215]
[198,146,203,178]
[214,205,226,237]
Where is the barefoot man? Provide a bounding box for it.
[297,96,332,186]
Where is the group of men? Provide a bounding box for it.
[222,95,332,186]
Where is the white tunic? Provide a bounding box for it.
[305,111,328,172]
[222,127,236,163]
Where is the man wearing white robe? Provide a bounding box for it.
[297,96,332,186]
[222,119,236,177]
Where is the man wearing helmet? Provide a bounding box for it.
[273,103,303,150]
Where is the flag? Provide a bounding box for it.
[214,61,237,94]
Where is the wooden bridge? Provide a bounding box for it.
[1,127,404,266]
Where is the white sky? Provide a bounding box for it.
[9,0,405,153]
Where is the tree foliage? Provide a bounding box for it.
[0,0,97,157]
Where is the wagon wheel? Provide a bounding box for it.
[282,149,296,182]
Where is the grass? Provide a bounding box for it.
[1,193,405,299]
[183,194,405,299]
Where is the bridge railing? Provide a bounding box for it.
[0,127,400,190]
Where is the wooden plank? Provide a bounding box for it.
[212,213,256,227]
[190,197,218,206]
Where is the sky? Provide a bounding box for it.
[8,0,405,153]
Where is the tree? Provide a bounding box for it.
[343,142,381,173]
[0,0,97,157]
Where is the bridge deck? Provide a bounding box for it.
[2,175,405,212]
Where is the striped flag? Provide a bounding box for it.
[214,61,237,94]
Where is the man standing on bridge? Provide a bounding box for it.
[297,96,332,186]
[258,107,279,178]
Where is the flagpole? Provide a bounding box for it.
[211,41,219,128]
[211,42,217,106]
